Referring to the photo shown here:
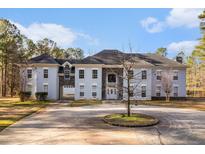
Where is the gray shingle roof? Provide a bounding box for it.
[76,49,186,68]
[27,54,79,65]
[26,50,186,68]
[28,54,59,64]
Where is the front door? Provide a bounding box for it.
[106,87,118,99]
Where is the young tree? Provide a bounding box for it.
[109,48,147,117]
[161,70,173,102]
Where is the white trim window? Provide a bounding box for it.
[79,84,84,98]
[92,84,97,98]
[156,70,162,80]
[43,69,48,79]
[173,86,178,97]
[64,65,70,80]
[79,69,84,79]
[43,84,48,92]
[27,69,32,79]
[128,70,134,79]
[173,70,178,80]
[27,84,32,92]
[156,86,161,97]
[142,70,147,80]
[92,69,98,79]
[141,86,146,97]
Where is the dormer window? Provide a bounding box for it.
[64,65,70,80]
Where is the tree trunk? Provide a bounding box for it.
[127,79,131,117]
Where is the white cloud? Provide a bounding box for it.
[167,40,198,55]
[11,21,98,48]
[141,8,203,33]
[166,8,203,28]
[140,17,164,33]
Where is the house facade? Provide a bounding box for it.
[19,50,187,100]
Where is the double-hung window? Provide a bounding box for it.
[128,70,134,79]
[27,69,32,79]
[173,71,178,80]
[156,70,162,80]
[44,69,48,79]
[44,84,48,92]
[142,70,147,80]
[92,70,98,79]
[92,85,97,98]
[173,86,178,97]
[141,86,146,97]
[79,70,84,79]
[156,86,161,97]
[80,84,84,97]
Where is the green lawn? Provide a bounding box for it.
[136,100,205,111]
[0,98,50,132]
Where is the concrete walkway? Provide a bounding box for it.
[0,103,205,144]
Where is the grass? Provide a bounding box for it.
[136,100,205,111]
[68,99,102,107]
[0,97,51,132]
[104,113,159,127]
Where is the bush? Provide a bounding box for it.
[19,91,32,102]
[35,92,48,101]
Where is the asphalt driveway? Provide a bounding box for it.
[0,103,205,144]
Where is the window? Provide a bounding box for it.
[108,74,116,83]
[128,70,134,79]
[27,69,32,79]
[80,92,84,97]
[130,86,134,97]
[142,70,147,79]
[80,84,84,98]
[92,92,97,97]
[27,84,32,92]
[44,85,48,92]
[44,69,48,79]
[156,70,162,80]
[173,71,178,80]
[92,70,98,79]
[80,85,84,90]
[92,85,97,91]
[79,70,84,79]
[70,67,75,74]
[64,65,70,79]
[92,85,97,98]
[156,86,161,97]
[141,86,146,97]
[174,86,178,97]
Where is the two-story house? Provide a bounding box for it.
[19,49,186,100]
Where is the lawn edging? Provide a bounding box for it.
[103,113,159,127]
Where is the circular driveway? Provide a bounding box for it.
[0,103,205,144]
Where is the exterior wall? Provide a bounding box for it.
[75,67,102,100]
[22,66,59,100]
[151,68,186,97]
[123,68,152,100]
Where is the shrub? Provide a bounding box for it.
[35,92,48,101]
[19,91,32,102]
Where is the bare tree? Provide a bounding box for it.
[108,47,149,117]
[161,70,173,102]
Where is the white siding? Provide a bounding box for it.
[75,67,102,100]
[22,66,59,100]
[151,68,186,97]
[123,68,152,100]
